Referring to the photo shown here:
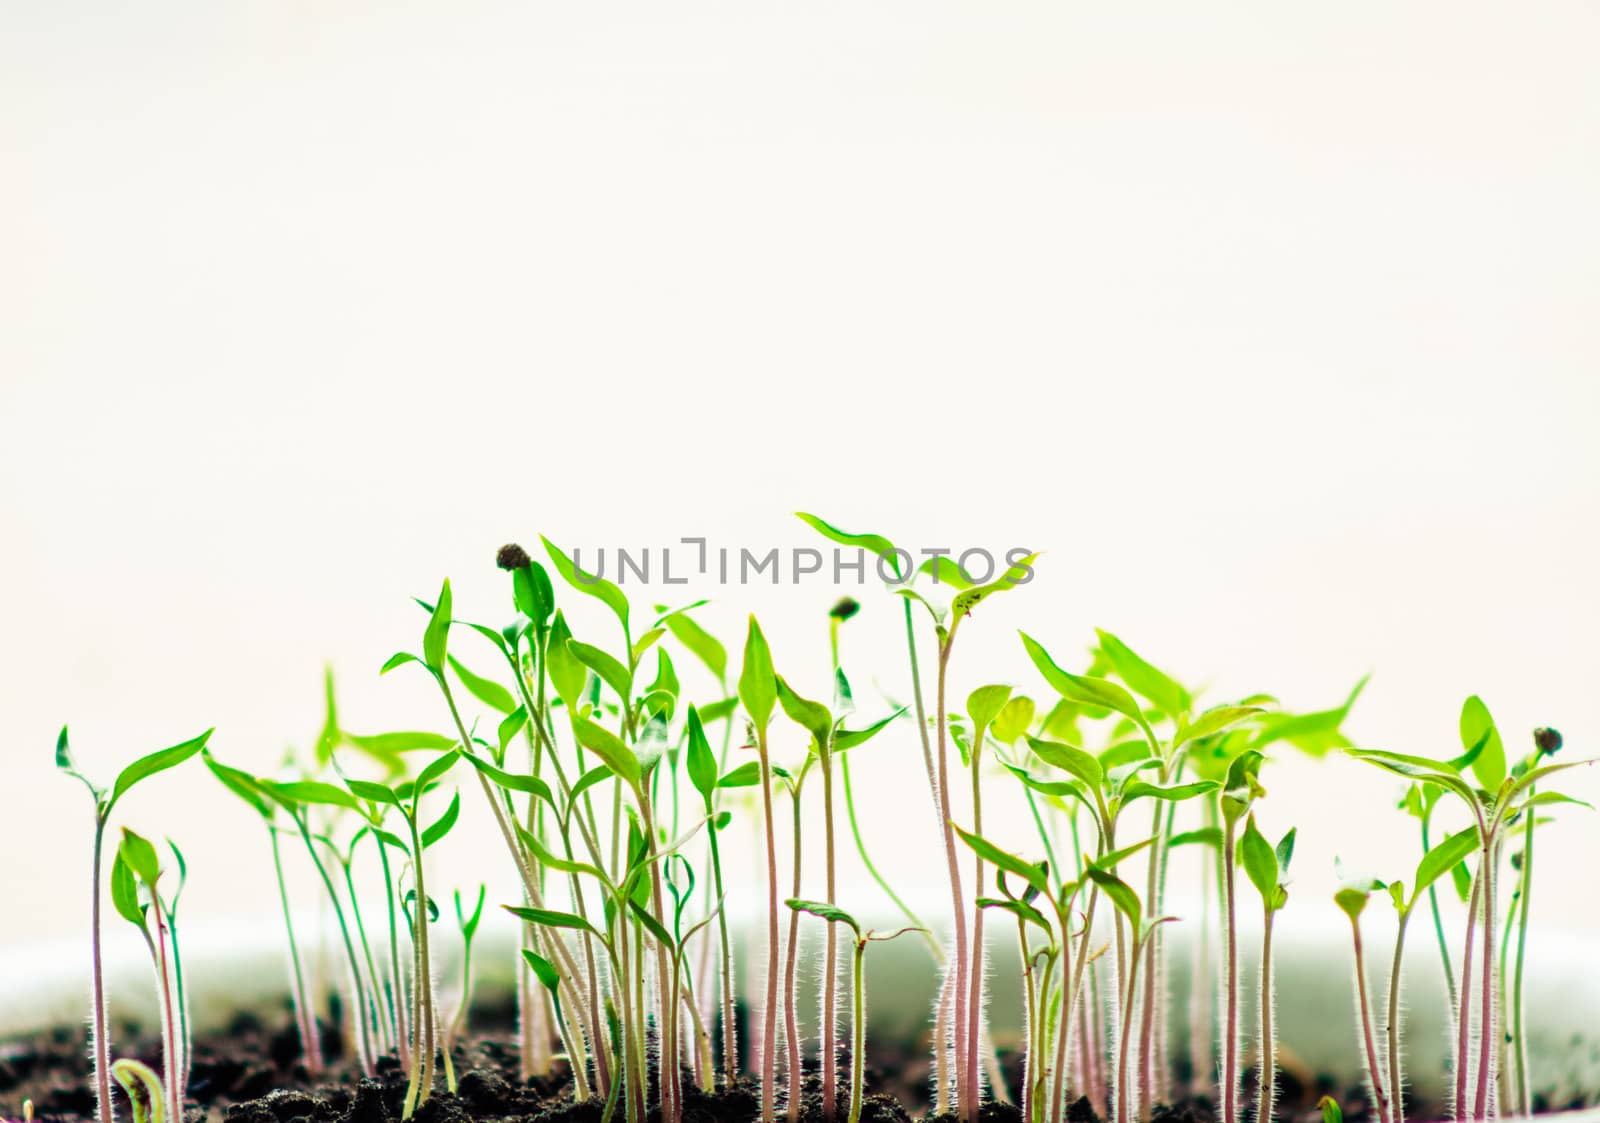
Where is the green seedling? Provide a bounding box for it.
[738,614,782,1123]
[1239,816,1295,1123]
[1335,875,1393,1123]
[110,1059,165,1123]
[55,725,212,1123]
[787,901,924,1123]
[772,755,815,1123]
[1348,696,1593,1121]
[109,829,184,1115]
[440,885,487,1094]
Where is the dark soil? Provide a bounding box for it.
[2,1002,1548,1123]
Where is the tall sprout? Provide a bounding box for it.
[55,726,212,1123]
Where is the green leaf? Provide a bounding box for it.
[834,708,906,752]
[919,555,975,590]
[569,640,632,706]
[776,676,832,748]
[448,656,517,715]
[952,823,1050,895]
[1086,866,1141,932]
[647,649,679,717]
[1334,875,1386,921]
[109,729,213,809]
[1412,827,1480,906]
[1518,791,1595,812]
[545,613,585,711]
[1239,814,1279,906]
[110,851,145,927]
[951,554,1038,621]
[55,726,100,797]
[1459,695,1507,792]
[203,752,270,818]
[660,609,728,683]
[685,705,718,804]
[976,896,1053,934]
[572,717,640,786]
[422,579,452,672]
[515,822,611,886]
[785,897,862,938]
[1092,835,1157,871]
[1346,748,1478,806]
[1275,827,1297,874]
[1002,762,1083,799]
[456,885,487,940]
[543,536,630,637]
[1021,632,1149,733]
[118,828,161,888]
[522,948,561,994]
[1168,827,1222,850]
[513,561,557,627]
[794,513,903,580]
[1319,1095,1344,1123]
[967,685,1014,736]
[1221,750,1265,825]
[380,651,425,676]
[718,761,761,788]
[1027,736,1103,790]
[421,790,461,849]
[1096,629,1189,719]
[992,697,1036,745]
[1175,706,1264,749]
[415,749,462,792]
[344,730,458,755]
[1253,675,1369,757]
[497,708,529,754]
[1121,779,1218,804]
[344,776,402,808]
[505,904,600,937]
[739,616,777,731]
[316,667,341,765]
[628,897,676,949]
[571,764,614,802]
[267,779,362,813]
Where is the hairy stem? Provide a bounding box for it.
[758,727,781,1123]
[1258,910,1277,1123]
[1421,814,1458,1013]
[849,941,867,1123]
[1351,916,1391,1123]
[785,785,804,1123]
[1511,802,1535,1117]
[934,641,972,1122]
[1221,825,1239,1123]
[91,816,113,1123]
[1455,857,1483,1121]
[1388,913,1410,1123]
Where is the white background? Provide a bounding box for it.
[3,0,1597,1048]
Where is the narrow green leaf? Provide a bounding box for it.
[1021,632,1148,731]
[1086,866,1141,931]
[110,851,145,927]
[776,675,832,748]
[505,904,600,937]
[545,613,585,710]
[202,752,270,818]
[992,696,1036,745]
[543,536,630,636]
[1027,736,1103,790]
[449,656,517,715]
[421,790,461,849]
[685,705,718,804]
[785,897,862,937]
[794,513,902,579]
[415,749,461,791]
[572,717,640,786]
[1121,779,1218,804]
[718,761,761,788]
[569,639,632,706]
[422,579,452,671]
[952,823,1050,895]
[1096,629,1189,718]
[951,554,1038,620]
[118,828,161,888]
[739,616,777,731]
[834,708,906,752]
[109,729,213,809]
[660,609,728,683]
[1239,814,1279,905]
[1175,706,1264,748]
[522,948,561,993]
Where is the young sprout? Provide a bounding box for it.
[56,725,212,1123]
[1348,697,1593,1121]
[109,1059,166,1123]
[787,900,924,1123]
[1335,874,1393,1123]
[336,750,462,1118]
[739,616,782,1123]
[1379,826,1481,1123]
[1239,816,1295,1123]
[110,829,184,1116]
[440,885,486,1095]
